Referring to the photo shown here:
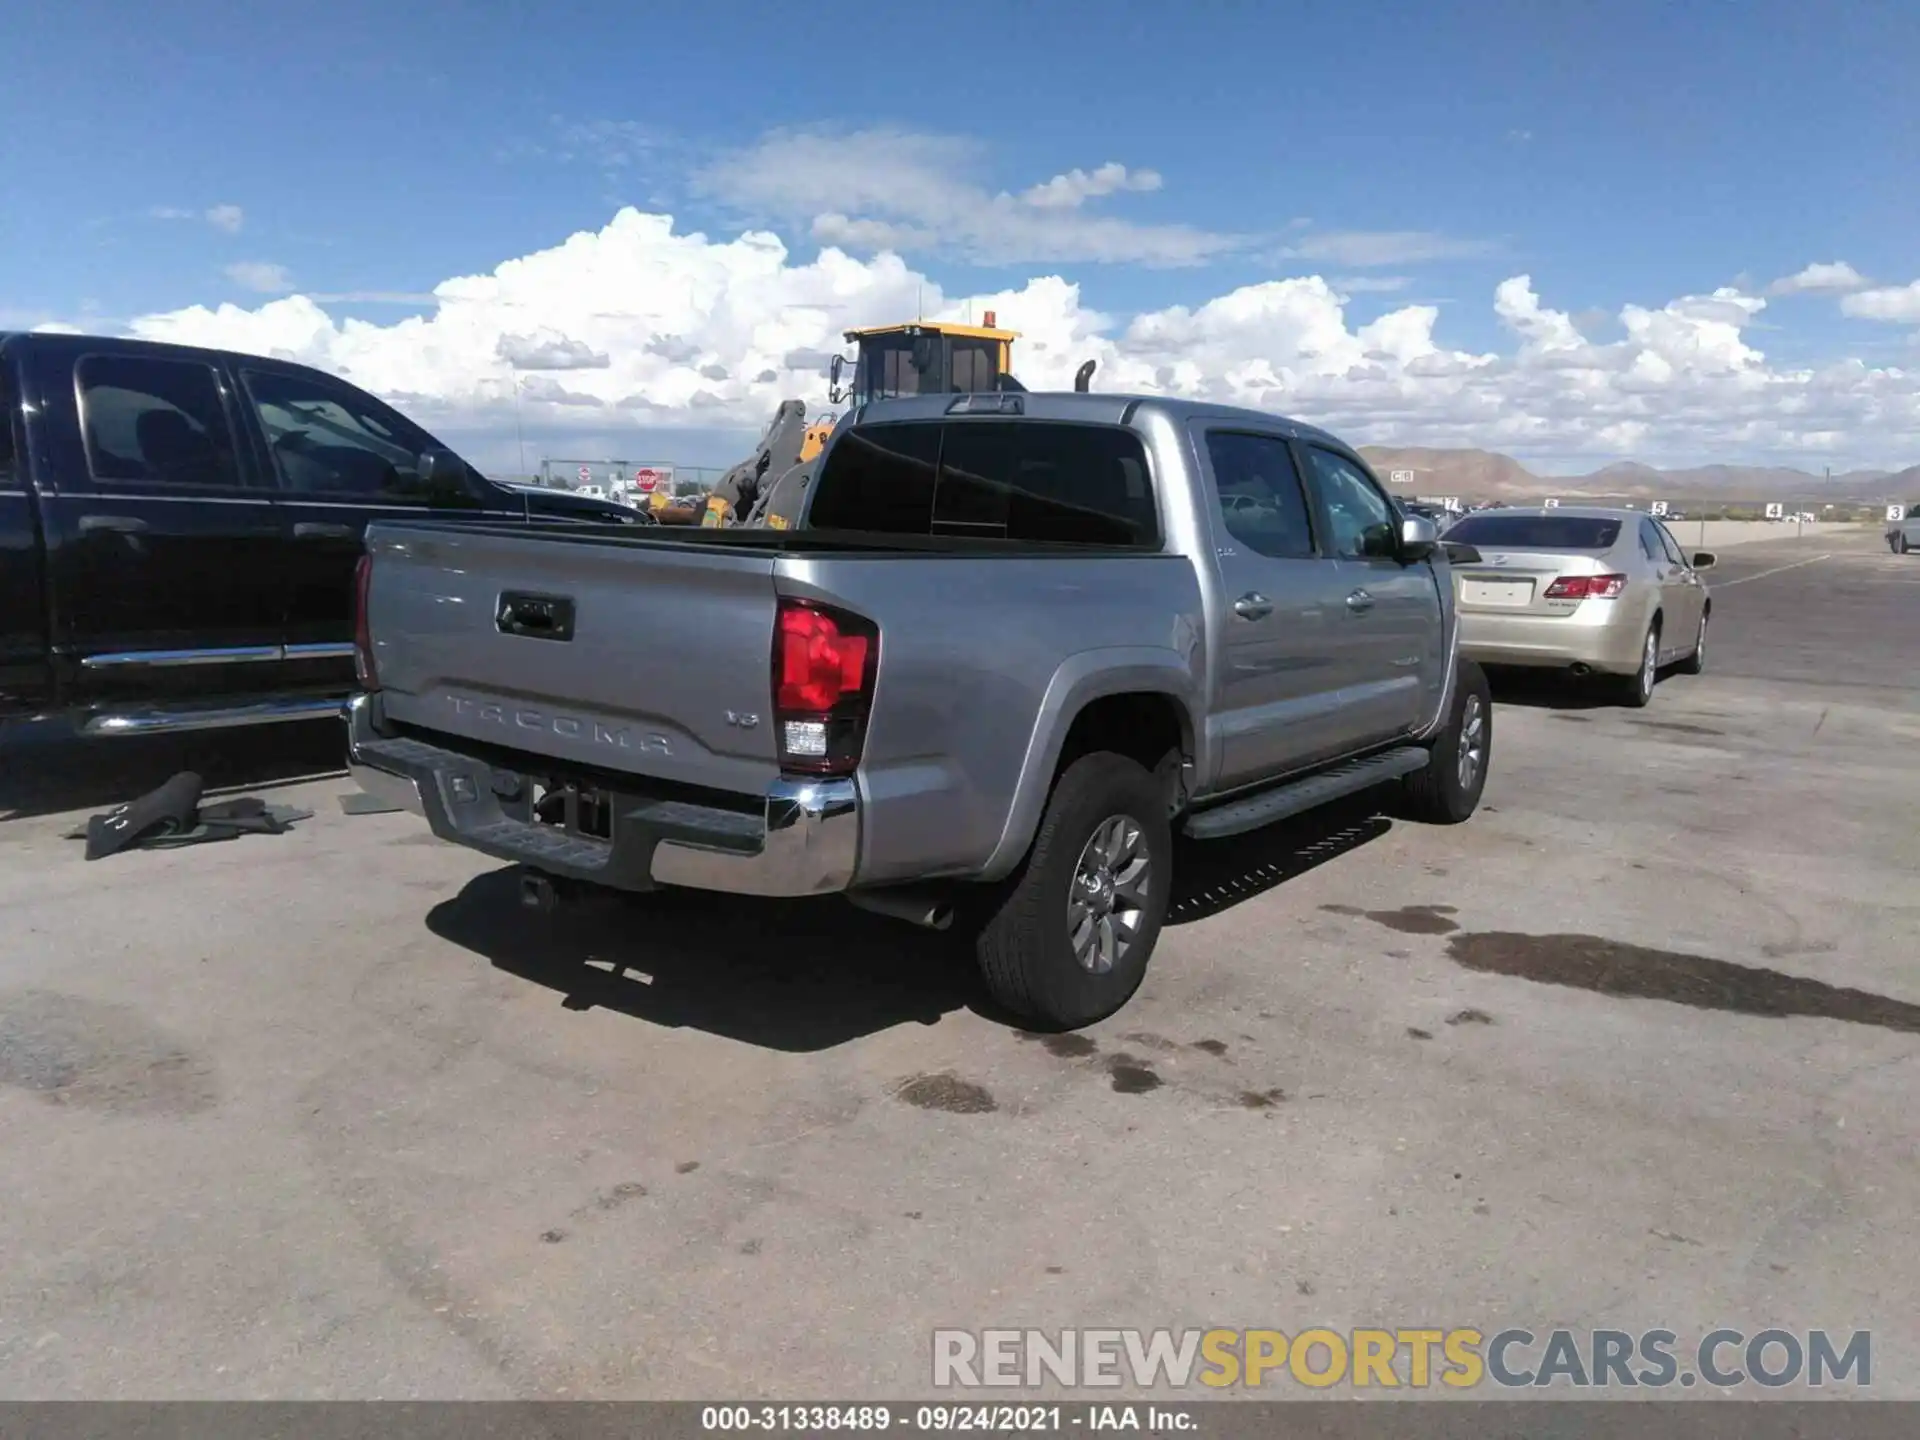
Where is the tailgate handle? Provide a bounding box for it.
[496,592,576,642]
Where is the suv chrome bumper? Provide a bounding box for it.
[344,693,859,897]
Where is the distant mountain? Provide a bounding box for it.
[1358,446,1915,503]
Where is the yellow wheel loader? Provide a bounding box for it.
[701,314,1096,529]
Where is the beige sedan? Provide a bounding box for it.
[1442,506,1715,707]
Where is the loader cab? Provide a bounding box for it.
[832,319,1020,407]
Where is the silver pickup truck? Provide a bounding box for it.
[346,392,1491,1029]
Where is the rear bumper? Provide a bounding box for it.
[1456,603,1649,675]
[344,693,859,897]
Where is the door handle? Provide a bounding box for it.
[1346,589,1375,612]
[1232,593,1273,621]
[78,514,148,535]
[294,521,359,540]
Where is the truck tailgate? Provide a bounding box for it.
[364,523,782,794]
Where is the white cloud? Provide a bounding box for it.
[1842,280,1920,324]
[1279,230,1498,268]
[1770,261,1868,295]
[497,330,611,370]
[694,129,1238,268]
[124,206,1920,471]
[225,261,293,294]
[149,203,245,233]
[1021,162,1163,209]
[1330,275,1413,295]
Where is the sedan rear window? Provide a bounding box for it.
[1444,514,1622,549]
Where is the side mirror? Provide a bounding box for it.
[911,334,933,373]
[828,354,845,404]
[1397,513,1439,562]
[1691,551,1717,570]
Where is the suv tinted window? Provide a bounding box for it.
[78,355,243,489]
[1205,431,1315,559]
[807,422,940,533]
[243,368,477,506]
[934,421,1157,547]
[0,362,15,489]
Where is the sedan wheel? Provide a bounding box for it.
[1678,611,1707,675]
[1620,623,1659,708]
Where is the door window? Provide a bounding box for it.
[1654,522,1688,567]
[1203,431,1316,559]
[242,369,476,507]
[1301,446,1398,558]
[77,355,245,489]
[1638,518,1666,563]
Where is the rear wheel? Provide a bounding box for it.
[1899,532,1912,555]
[1399,660,1492,825]
[1618,620,1660,708]
[1677,608,1707,675]
[973,752,1171,1031]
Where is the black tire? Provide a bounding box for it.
[1676,608,1707,675]
[1617,619,1660,708]
[1399,659,1492,825]
[1899,533,1911,555]
[973,752,1171,1031]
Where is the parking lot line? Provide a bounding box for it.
[1714,552,1832,587]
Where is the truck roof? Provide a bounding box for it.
[847,391,1352,451]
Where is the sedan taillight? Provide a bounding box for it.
[1544,573,1627,600]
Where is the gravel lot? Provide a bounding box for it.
[2,528,1915,1399]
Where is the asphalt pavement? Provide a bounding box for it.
[1,527,1915,1399]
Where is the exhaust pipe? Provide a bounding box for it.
[1569,662,1592,678]
[846,886,955,931]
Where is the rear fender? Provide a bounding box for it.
[980,648,1200,882]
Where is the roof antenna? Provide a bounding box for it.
[917,284,923,322]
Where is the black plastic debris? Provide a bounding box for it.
[68,772,314,859]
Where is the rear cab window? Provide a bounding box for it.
[808,419,1159,548]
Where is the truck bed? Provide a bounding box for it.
[357,516,1206,889]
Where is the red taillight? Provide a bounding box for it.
[353,552,379,690]
[772,598,877,776]
[1543,573,1628,600]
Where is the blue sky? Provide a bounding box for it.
[6,0,1919,471]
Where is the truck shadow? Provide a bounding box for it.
[1168,796,1393,925]
[426,797,1402,1049]
[0,719,347,822]
[426,867,979,1052]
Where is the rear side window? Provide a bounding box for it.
[934,421,1157,547]
[809,419,1159,548]
[1204,430,1315,559]
[807,422,940,533]
[77,355,243,489]
[1638,518,1664,561]
[1443,514,1622,549]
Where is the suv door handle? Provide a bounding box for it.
[1232,593,1273,621]
[78,514,148,535]
[294,521,358,540]
[1346,589,1375,612]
